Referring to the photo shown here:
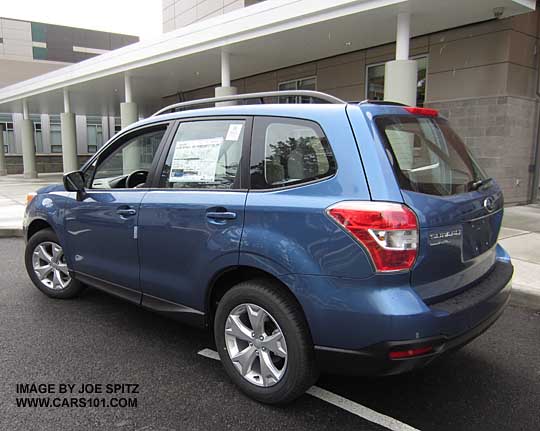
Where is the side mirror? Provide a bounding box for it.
[63,170,86,192]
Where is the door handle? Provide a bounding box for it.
[116,208,137,217]
[206,211,237,220]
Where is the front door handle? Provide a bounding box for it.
[117,207,137,217]
[206,211,237,220]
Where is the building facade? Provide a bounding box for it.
[0,17,138,173]
[162,0,266,32]
[0,0,536,204]
[160,1,540,204]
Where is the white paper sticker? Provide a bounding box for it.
[225,124,243,141]
[169,137,223,183]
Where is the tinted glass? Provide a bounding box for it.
[50,124,62,154]
[375,115,486,196]
[89,127,166,189]
[250,117,336,189]
[160,120,245,189]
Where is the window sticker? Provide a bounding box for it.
[169,137,223,183]
[225,124,243,141]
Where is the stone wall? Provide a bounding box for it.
[428,96,538,204]
[4,155,91,175]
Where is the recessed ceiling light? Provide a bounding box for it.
[195,71,200,76]
[345,41,352,47]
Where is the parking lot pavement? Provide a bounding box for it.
[1,237,539,431]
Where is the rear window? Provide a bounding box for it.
[375,115,486,196]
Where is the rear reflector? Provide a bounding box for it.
[404,106,439,117]
[389,346,433,359]
[326,201,418,272]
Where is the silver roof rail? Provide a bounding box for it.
[151,90,346,117]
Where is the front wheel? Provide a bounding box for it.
[25,228,84,299]
[214,279,318,404]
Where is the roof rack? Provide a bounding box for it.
[151,90,346,117]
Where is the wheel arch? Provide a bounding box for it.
[26,218,54,241]
[206,266,312,337]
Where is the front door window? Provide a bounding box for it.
[86,126,167,189]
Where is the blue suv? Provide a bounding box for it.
[24,91,513,404]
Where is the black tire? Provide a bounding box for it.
[25,228,84,299]
[214,278,318,404]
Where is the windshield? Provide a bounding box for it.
[375,115,486,196]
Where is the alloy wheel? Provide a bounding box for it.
[32,241,71,290]
[224,303,288,387]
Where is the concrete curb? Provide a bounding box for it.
[510,287,540,311]
[0,228,23,238]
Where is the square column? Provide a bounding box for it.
[120,73,140,174]
[21,119,37,178]
[215,50,237,106]
[61,112,78,172]
[120,101,138,128]
[384,12,417,106]
[0,124,6,176]
[384,60,418,106]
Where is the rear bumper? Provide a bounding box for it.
[310,256,513,376]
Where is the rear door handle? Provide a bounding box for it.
[117,207,137,217]
[206,211,237,220]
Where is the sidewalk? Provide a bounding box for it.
[0,174,539,308]
[0,173,63,234]
[498,204,540,309]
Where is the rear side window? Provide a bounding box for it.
[250,117,336,189]
[159,119,245,189]
[375,116,486,196]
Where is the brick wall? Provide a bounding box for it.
[428,96,537,204]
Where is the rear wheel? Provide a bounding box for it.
[25,228,84,299]
[214,279,318,404]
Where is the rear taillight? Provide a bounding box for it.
[326,201,418,272]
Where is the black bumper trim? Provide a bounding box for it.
[314,266,512,376]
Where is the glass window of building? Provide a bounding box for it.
[366,56,428,106]
[87,123,103,153]
[278,77,317,103]
[34,123,43,153]
[50,123,62,153]
[1,122,14,154]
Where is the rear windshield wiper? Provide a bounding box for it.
[470,177,493,191]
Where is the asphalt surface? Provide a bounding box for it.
[1,237,539,431]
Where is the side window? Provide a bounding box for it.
[159,119,245,189]
[250,117,336,189]
[87,126,167,189]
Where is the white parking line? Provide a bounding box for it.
[198,348,220,360]
[197,348,420,431]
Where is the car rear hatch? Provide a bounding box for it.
[373,108,503,303]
